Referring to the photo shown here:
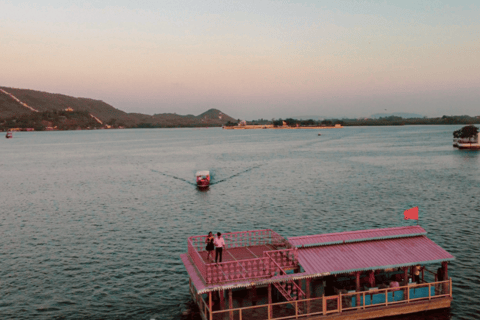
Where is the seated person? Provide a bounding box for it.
[389,276,400,291]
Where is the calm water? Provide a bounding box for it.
[1,126,479,320]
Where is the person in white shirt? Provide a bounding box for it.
[214,232,226,263]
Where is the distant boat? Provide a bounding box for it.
[453,126,480,150]
[5,132,12,139]
[196,171,210,188]
[318,133,321,136]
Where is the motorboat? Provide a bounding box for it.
[5,132,12,139]
[196,171,210,188]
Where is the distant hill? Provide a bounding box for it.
[369,112,424,119]
[289,115,325,121]
[0,86,136,126]
[131,109,235,127]
[0,86,236,130]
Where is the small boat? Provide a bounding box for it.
[5,132,12,139]
[318,133,321,136]
[195,171,210,188]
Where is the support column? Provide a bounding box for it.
[403,267,409,285]
[442,261,449,295]
[369,270,375,287]
[220,290,225,311]
[355,272,361,307]
[229,289,233,320]
[403,267,409,302]
[268,284,272,319]
[306,278,311,314]
[209,292,213,320]
[251,285,257,306]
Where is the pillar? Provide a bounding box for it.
[229,289,233,320]
[306,278,311,314]
[442,262,448,280]
[220,289,225,311]
[403,267,409,285]
[369,270,375,287]
[355,272,361,307]
[442,261,449,295]
[251,285,257,306]
[209,292,212,320]
[268,284,272,318]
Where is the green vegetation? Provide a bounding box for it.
[0,110,105,131]
[270,118,343,127]
[453,125,479,139]
[338,115,480,126]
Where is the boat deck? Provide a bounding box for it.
[199,244,278,264]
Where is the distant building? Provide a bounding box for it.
[238,120,247,126]
[65,107,74,112]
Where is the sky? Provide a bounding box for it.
[1,0,479,119]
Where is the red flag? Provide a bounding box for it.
[404,207,419,220]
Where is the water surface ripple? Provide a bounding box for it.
[1,126,478,319]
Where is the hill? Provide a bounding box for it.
[0,86,236,130]
[0,86,136,125]
[369,112,424,119]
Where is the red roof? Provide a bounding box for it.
[298,235,454,276]
[289,226,426,248]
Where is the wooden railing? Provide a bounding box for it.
[202,279,452,320]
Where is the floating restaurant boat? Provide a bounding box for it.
[196,171,211,188]
[5,132,12,139]
[181,226,454,320]
[453,126,480,149]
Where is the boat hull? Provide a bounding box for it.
[457,143,480,150]
[196,181,210,188]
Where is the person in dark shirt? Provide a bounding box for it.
[205,232,215,262]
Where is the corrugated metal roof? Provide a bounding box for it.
[289,226,426,248]
[298,235,454,276]
[181,253,316,294]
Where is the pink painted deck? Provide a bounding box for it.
[198,244,277,263]
[288,225,426,248]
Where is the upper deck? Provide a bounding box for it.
[187,229,300,286]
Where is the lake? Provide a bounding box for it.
[1,126,478,319]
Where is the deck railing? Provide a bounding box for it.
[188,229,295,284]
[188,229,291,252]
[200,279,452,320]
[264,249,298,274]
[205,257,271,284]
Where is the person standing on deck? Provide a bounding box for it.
[205,232,215,262]
[214,232,225,263]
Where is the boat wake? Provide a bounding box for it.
[150,164,262,187]
[211,165,262,185]
[150,169,197,186]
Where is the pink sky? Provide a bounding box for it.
[1,0,479,119]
